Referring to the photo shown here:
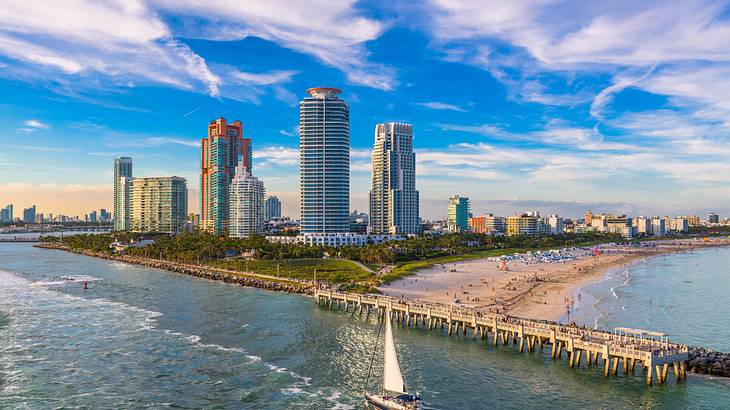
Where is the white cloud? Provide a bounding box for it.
[23,119,50,129]
[415,101,466,111]
[155,0,396,90]
[253,145,299,166]
[232,69,297,86]
[425,0,730,149]
[0,0,219,97]
[279,125,300,137]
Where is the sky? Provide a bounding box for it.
[1,0,730,220]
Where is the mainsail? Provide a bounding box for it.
[383,315,406,394]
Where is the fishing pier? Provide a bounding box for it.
[314,289,688,386]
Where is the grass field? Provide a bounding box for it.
[208,258,375,283]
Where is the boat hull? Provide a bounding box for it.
[365,394,423,410]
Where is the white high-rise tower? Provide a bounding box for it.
[113,156,132,231]
[369,123,420,235]
[229,159,265,238]
[299,87,350,233]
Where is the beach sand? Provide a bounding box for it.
[379,238,730,322]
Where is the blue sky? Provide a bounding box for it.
[1,1,730,219]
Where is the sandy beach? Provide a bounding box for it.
[379,237,730,322]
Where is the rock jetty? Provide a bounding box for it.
[688,346,730,377]
[37,244,311,295]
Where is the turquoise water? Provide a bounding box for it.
[1,243,729,409]
[572,247,730,351]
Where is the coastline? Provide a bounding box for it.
[35,244,312,295]
[379,238,730,323]
[34,240,730,378]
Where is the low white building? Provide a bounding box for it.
[267,233,401,247]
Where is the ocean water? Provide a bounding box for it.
[571,246,730,352]
[1,243,729,409]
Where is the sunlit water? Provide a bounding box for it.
[1,243,729,409]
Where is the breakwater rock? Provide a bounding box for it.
[688,347,730,377]
[37,244,311,295]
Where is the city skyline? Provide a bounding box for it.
[2,2,730,219]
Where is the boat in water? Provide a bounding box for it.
[364,311,424,410]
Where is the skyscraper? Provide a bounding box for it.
[299,87,350,233]
[709,213,720,224]
[369,122,420,235]
[114,157,133,230]
[130,177,188,234]
[447,195,470,232]
[264,196,282,221]
[0,204,12,223]
[229,160,265,238]
[200,117,252,235]
[23,205,36,224]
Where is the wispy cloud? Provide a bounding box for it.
[18,119,51,133]
[415,101,466,112]
[279,125,300,137]
[155,0,396,90]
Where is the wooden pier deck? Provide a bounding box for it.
[315,289,688,385]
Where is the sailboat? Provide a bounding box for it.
[365,312,424,410]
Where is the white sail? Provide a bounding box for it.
[383,314,406,394]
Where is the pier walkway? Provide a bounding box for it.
[315,289,688,385]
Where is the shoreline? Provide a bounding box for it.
[379,238,730,323]
[33,240,730,378]
[35,244,312,295]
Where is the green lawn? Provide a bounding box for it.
[208,258,374,283]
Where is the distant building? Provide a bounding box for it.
[369,122,420,235]
[300,87,350,234]
[100,209,111,222]
[264,196,282,221]
[634,216,651,235]
[23,205,36,224]
[349,210,369,234]
[671,217,689,233]
[113,157,133,230]
[604,215,633,238]
[130,177,188,234]
[709,213,720,224]
[89,210,97,223]
[548,214,564,235]
[200,117,252,235]
[651,217,666,237]
[447,195,470,232]
[687,215,701,226]
[506,213,539,236]
[1,204,12,223]
[469,214,506,234]
[584,210,593,227]
[229,160,265,238]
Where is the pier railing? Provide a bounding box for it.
[314,289,689,385]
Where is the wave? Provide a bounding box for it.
[609,270,631,299]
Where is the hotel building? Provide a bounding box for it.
[369,122,420,235]
[506,213,540,236]
[469,214,506,234]
[299,87,350,234]
[200,117,252,235]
